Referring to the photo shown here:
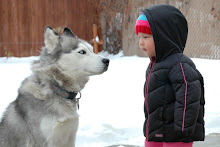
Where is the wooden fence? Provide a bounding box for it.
[0,0,102,57]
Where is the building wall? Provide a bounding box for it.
[122,0,220,59]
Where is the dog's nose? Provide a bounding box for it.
[102,58,110,65]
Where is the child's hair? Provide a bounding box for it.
[135,12,152,35]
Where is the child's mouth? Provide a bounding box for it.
[142,48,147,52]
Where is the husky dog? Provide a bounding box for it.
[0,26,109,147]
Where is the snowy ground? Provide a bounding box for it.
[0,51,220,147]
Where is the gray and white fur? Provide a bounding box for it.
[0,26,109,147]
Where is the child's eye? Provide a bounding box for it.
[78,50,86,54]
[144,36,149,38]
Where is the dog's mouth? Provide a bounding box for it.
[84,66,108,76]
[98,65,109,74]
[103,65,109,72]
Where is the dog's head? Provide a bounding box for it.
[43,26,109,76]
[34,26,109,92]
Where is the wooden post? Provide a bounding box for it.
[93,24,98,54]
[91,24,103,54]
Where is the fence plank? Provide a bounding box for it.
[0,0,9,57]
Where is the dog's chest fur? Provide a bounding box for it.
[39,98,79,147]
[21,79,79,147]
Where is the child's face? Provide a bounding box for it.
[138,32,155,57]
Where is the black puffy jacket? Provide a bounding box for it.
[142,5,205,142]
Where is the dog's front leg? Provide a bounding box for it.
[55,117,79,147]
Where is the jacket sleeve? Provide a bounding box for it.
[169,62,201,136]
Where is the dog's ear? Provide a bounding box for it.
[63,27,75,37]
[44,26,60,54]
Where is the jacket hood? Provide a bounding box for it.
[142,5,188,62]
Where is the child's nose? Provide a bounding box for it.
[139,39,144,46]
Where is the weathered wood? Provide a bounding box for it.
[91,24,103,54]
[0,0,102,57]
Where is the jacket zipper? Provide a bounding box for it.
[145,57,155,139]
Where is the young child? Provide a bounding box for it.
[135,5,205,147]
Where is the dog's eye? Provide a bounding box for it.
[78,50,86,54]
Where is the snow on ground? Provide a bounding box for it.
[0,52,220,147]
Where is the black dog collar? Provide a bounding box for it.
[51,84,79,100]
